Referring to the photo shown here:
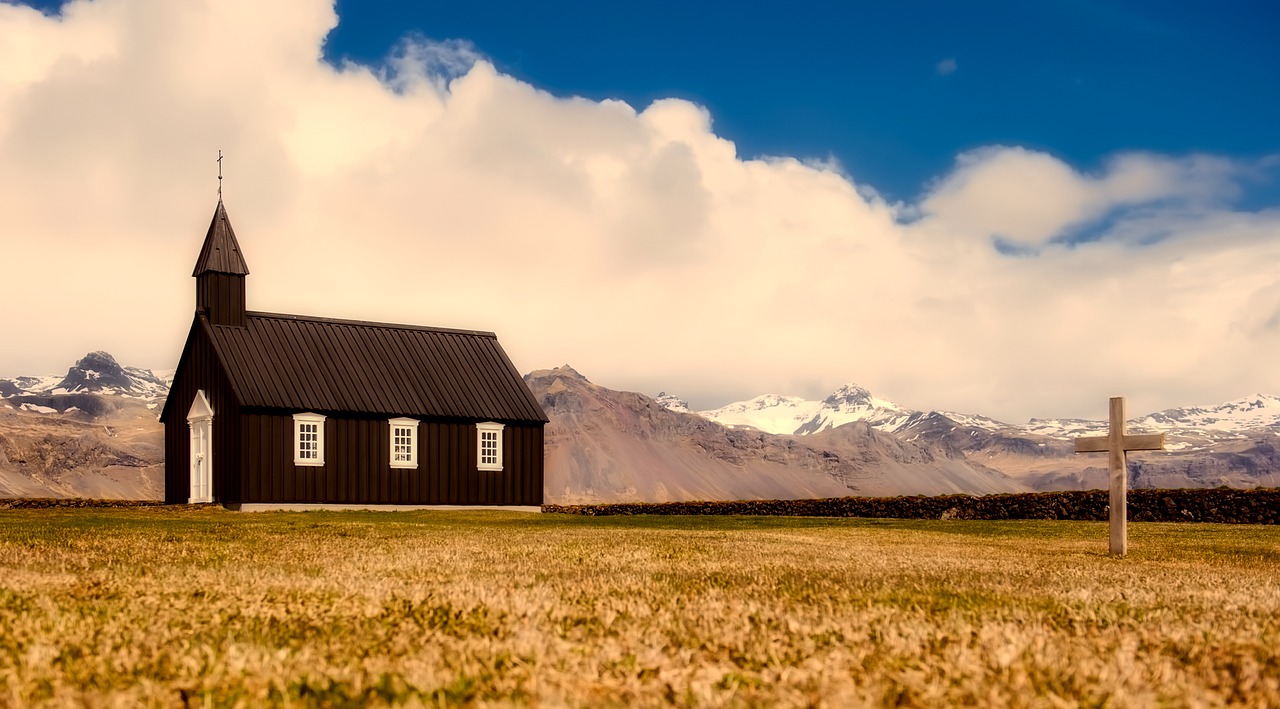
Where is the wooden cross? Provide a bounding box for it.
[1074,397,1164,556]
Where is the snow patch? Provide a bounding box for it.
[699,394,824,435]
[20,403,57,414]
[654,392,692,414]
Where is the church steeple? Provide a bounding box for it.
[193,200,249,327]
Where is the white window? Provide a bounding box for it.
[293,412,326,466]
[389,417,418,469]
[476,421,504,471]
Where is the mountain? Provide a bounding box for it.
[694,384,915,436]
[794,384,915,434]
[1,352,167,499]
[678,383,1280,444]
[1137,394,1280,431]
[672,384,1280,492]
[1,350,172,403]
[0,393,164,499]
[653,392,691,414]
[6,350,1278,502]
[1022,394,1280,440]
[525,366,1028,503]
[694,383,914,436]
[697,394,821,433]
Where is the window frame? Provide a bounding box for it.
[388,417,419,469]
[476,421,504,471]
[293,412,326,466]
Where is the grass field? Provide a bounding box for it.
[1,509,1278,707]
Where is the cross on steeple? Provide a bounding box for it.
[217,150,224,201]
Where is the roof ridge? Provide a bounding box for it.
[242,310,498,338]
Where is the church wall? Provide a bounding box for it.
[163,318,242,504]
[237,412,544,505]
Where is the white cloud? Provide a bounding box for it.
[1,0,1278,423]
[936,58,957,76]
[916,147,1242,248]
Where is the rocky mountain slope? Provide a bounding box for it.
[526,366,1027,503]
[0,395,164,499]
[1,352,168,499]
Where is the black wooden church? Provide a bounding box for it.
[160,200,547,508]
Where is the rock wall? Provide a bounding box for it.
[0,498,164,509]
[544,488,1280,524]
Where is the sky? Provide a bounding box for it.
[0,0,1278,422]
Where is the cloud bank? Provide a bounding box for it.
[1,0,1278,422]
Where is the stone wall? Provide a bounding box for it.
[0,498,164,509]
[544,488,1280,524]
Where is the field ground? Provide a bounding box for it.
[1,509,1278,707]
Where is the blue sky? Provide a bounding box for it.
[321,0,1280,205]
[2,0,1280,419]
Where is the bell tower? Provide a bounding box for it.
[192,199,249,327]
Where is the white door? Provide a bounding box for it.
[190,420,212,503]
[187,391,214,504]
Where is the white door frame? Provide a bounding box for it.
[187,390,214,504]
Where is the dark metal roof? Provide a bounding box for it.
[192,201,250,276]
[202,311,548,422]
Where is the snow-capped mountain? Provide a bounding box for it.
[933,411,1012,433]
[661,384,1280,443]
[689,384,915,436]
[527,366,1028,502]
[1,351,172,401]
[1134,394,1280,432]
[1019,418,1109,439]
[793,384,914,434]
[1013,395,1280,440]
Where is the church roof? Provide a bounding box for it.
[197,311,548,423]
[192,200,250,276]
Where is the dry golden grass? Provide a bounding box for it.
[0,509,1278,707]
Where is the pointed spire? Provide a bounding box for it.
[192,200,250,276]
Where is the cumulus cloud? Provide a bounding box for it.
[1,0,1278,422]
[916,148,1243,248]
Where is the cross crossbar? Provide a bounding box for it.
[1074,433,1164,454]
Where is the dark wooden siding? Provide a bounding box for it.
[238,413,544,505]
[163,319,241,504]
[196,273,246,327]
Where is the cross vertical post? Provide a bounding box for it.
[1074,396,1165,556]
[1107,396,1127,555]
